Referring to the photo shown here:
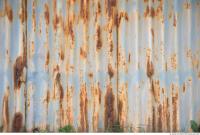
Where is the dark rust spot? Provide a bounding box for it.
[53,14,59,31]
[147,57,154,78]
[19,0,27,23]
[12,112,23,132]
[5,0,13,22]
[108,63,114,79]
[14,56,26,90]
[44,3,49,25]
[80,0,89,23]
[2,88,9,132]
[88,72,93,78]
[79,84,88,132]
[96,25,102,50]
[104,84,115,129]
[46,90,50,105]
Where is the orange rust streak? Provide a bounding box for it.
[12,112,23,132]
[79,84,88,132]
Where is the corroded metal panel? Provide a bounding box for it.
[0,0,200,132]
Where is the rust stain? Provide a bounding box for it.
[19,0,27,24]
[171,53,177,70]
[80,0,89,23]
[144,6,155,18]
[5,0,13,22]
[151,28,154,45]
[79,83,88,132]
[108,63,114,79]
[66,86,74,125]
[32,1,36,32]
[92,84,101,132]
[172,92,178,131]
[144,0,149,3]
[198,71,200,79]
[182,82,186,93]
[55,73,64,101]
[151,80,160,103]
[184,2,191,9]
[147,57,154,78]
[2,87,10,132]
[173,14,176,27]
[44,3,50,25]
[118,84,128,129]
[104,83,115,129]
[158,104,162,132]
[59,49,65,61]
[52,0,60,31]
[105,0,117,17]
[96,25,102,50]
[117,11,129,26]
[88,72,93,78]
[13,56,26,90]
[45,50,50,66]
[128,53,131,63]
[12,112,23,132]
[152,106,156,131]
[80,46,87,59]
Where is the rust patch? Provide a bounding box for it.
[147,57,154,78]
[108,63,114,79]
[80,0,89,23]
[53,14,59,31]
[44,3,50,25]
[105,0,117,17]
[79,83,88,132]
[19,0,27,23]
[104,83,115,129]
[144,0,149,3]
[12,112,23,132]
[5,0,13,22]
[32,1,36,32]
[2,87,10,132]
[80,46,87,59]
[13,56,26,90]
[96,25,102,50]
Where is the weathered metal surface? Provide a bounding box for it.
[0,0,200,132]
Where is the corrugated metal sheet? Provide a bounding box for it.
[0,0,200,132]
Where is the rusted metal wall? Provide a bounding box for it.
[0,0,200,132]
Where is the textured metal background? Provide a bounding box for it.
[0,0,200,132]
